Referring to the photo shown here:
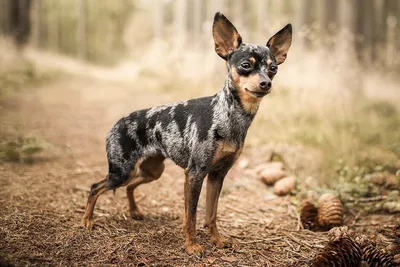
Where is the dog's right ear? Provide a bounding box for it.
[213,12,242,60]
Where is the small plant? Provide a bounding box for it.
[332,159,400,213]
[0,136,49,163]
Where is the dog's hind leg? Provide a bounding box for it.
[126,155,165,220]
[81,177,109,229]
[82,161,135,229]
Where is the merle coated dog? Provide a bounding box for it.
[82,12,292,256]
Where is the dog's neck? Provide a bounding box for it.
[211,81,256,145]
[224,79,260,118]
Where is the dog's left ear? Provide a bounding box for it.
[213,12,242,60]
[267,24,292,65]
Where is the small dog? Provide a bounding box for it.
[82,12,292,256]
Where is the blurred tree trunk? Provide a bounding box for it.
[383,0,399,68]
[357,0,374,63]
[1,0,32,47]
[319,0,337,35]
[231,0,249,39]
[77,0,87,60]
[296,0,313,50]
[355,0,365,61]
[0,0,10,35]
[319,0,337,49]
[192,0,202,43]
[31,0,42,48]
[255,0,267,42]
[283,0,293,16]
[48,0,60,52]
[338,0,357,61]
[173,0,188,49]
[153,0,164,41]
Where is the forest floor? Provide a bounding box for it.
[0,53,399,266]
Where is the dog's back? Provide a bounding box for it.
[106,85,253,177]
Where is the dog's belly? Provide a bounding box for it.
[165,147,190,169]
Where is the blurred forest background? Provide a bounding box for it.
[1,0,399,67]
[0,0,399,187]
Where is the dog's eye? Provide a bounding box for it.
[241,62,251,69]
[269,65,277,73]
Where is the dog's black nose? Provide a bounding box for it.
[260,80,272,90]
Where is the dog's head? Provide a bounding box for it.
[213,12,292,100]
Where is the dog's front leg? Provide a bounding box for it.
[205,170,227,248]
[184,170,206,256]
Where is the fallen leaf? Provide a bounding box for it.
[206,257,216,264]
[221,256,238,262]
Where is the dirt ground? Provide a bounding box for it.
[0,74,398,267]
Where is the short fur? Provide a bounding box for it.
[82,12,292,256]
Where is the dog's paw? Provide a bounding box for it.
[185,243,204,257]
[212,236,231,249]
[130,210,144,220]
[81,217,94,230]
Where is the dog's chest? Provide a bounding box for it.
[212,140,242,165]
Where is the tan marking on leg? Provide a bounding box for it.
[82,180,107,229]
[126,176,146,220]
[126,155,165,220]
[183,172,204,256]
[205,175,229,248]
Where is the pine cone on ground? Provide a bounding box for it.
[300,201,318,230]
[385,174,400,190]
[327,226,352,241]
[273,176,296,196]
[259,167,287,185]
[311,236,362,267]
[361,243,395,267]
[317,193,344,230]
[394,222,400,239]
[371,172,387,186]
[355,235,395,267]
[254,161,285,174]
[391,222,400,265]
[394,254,400,266]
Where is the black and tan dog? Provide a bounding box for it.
[82,12,292,255]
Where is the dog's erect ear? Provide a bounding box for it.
[213,12,242,60]
[267,24,292,65]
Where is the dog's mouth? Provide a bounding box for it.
[245,89,269,98]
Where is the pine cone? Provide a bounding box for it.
[259,168,287,185]
[327,226,352,241]
[385,174,400,190]
[300,201,318,230]
[361,243,395,267]
[354,235,373,249]
[273,176,296,196]
[394,222,400,239]
[391,222,400,265]
[371,172,387,186]
[311,237,362,267]
[254,161,285,174]
[317,193,344,230]
[394,254,400,265]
